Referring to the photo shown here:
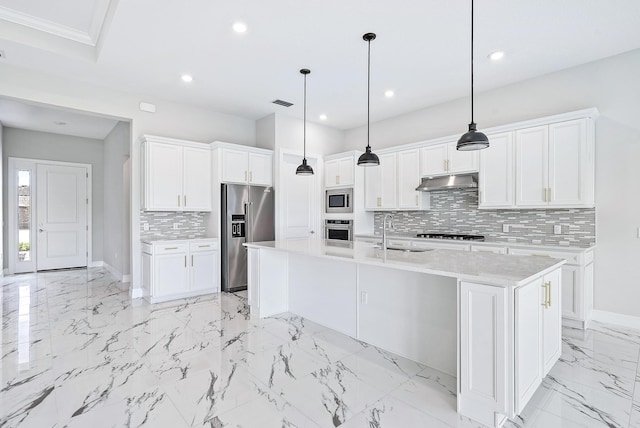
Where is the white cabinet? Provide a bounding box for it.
[420,142,478,177]
[325,155,355,188]
[397,149,423,209]
[479,132,514,208]
[142,137,212,212]
[542,268,562,375]
[515,119,594,208]
[470,244,508,254]
[364,152,397,210]
[220,147,273,186]
[141,239,219,303]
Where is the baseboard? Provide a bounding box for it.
[102,261,124,282]
[89,261,104,268]
[130,287,143,299]
[591,310,640,330]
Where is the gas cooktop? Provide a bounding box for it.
[416,233,485,241]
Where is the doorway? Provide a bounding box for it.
[8,158,91,273]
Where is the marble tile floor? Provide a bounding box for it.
[1,267,639,428]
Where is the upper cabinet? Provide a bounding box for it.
[515,118,593,208]
[142,136,212,212]
[479,132,514,208]
[219,146,273,186]
[325,155,355,188]
[365,153,397,210]
[397,149,424,209]
[420,142,478,177]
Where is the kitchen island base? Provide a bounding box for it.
[246,240,563,427]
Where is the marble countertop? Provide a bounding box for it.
[354,233,595,253]
[244,238,565,287]
[141,237,218,244]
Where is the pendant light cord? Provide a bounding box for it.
[470,0,475,125]
[303,72,307,160]
[367,37,371,150]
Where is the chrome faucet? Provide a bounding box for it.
[382,213,395,258]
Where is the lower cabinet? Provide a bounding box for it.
[142,239,219,303]
[460,267,562,425]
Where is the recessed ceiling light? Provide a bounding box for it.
[53,121,67,126]
[319,114,327,120]
[488,50,505,61]
[181,74,193,83]
[384,90,394,98]
[233,22,247,33]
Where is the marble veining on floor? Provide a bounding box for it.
[2,268,640,427]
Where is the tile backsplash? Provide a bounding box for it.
[374,189,595,247]
[140,211,207,240]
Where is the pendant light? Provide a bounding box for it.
[296,68,314,175]
[457,0,489,151]
[357,33,380,167]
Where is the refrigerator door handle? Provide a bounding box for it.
[247,201,253,243]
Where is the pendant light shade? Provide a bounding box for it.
[357,32,380,167]
[296,68,314,176]
[457,0,489,151]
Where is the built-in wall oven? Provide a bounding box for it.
[325,219,353,241]
[325,188,353,214]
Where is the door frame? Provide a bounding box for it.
[7,157,92,274]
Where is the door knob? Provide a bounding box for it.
[39,228,46,232]
[310,230,315,234]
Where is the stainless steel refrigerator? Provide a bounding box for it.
[221,184,275,292]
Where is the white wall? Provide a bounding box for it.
[0,64,256,295]
[274,113,345,156]
[343,48,640,318]
[0,121,3,275]
[103,121,130,278]
[2,127,105,266]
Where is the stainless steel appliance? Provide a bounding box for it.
[416,233,484,241]
[415,173,478,192]
[221,184,275,292]
[325,188,353,214]
[325,219,353,241]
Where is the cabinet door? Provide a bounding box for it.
[514,277,543,413]
[420,144,448,176]
[447,142,479,174]
[325,160,340,187]
[561,265,579,319]
[221,149,249,183]
[364,166,381,210]
[397,149,421,209]
[183,147,212,211]
[543,269,562,375]
[548,119,589,206]
[190,250,218,291]
[154,253,189,297]
[379,153,397,209]
[515,126,548,207]
[146,142,183,210]
[249,152,273,186]
[479,132,514,208]
[459,282,507,419]
[337,157,354,186]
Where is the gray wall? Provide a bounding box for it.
[103,121,130,277]
[344,48,640,318]
[2,127,105,267]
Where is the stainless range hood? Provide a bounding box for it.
[415,173,478,192]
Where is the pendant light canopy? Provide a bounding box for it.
[357,32,380,167]
[457,0,489,151]
[296,68,314,176]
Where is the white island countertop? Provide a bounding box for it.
[244,238,565,287]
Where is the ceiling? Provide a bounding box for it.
[1,0,639,130]
[0,97,120,139]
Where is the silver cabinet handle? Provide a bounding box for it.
[191,255,194,267]
[184,255,187,268]
[184,195,187,207]
[249,171,253,182]
[178,195,181,207]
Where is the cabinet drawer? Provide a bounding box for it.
[155,243,189,254]
[508,248,579,265]
[190,241,218,252]
[141,242,153,254]
[470,245,508,254]
[412,241,470,251]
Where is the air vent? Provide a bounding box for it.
[272,99,293,107]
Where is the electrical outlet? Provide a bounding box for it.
[143,222,149,231]
[173,223,180,230]
[360,292,368,305]
[502,224,510,233]
[553,225,562,235]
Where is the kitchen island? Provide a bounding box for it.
[244,238,565,428]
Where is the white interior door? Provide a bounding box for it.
[278,152,320,239]
[36,163,88,270]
